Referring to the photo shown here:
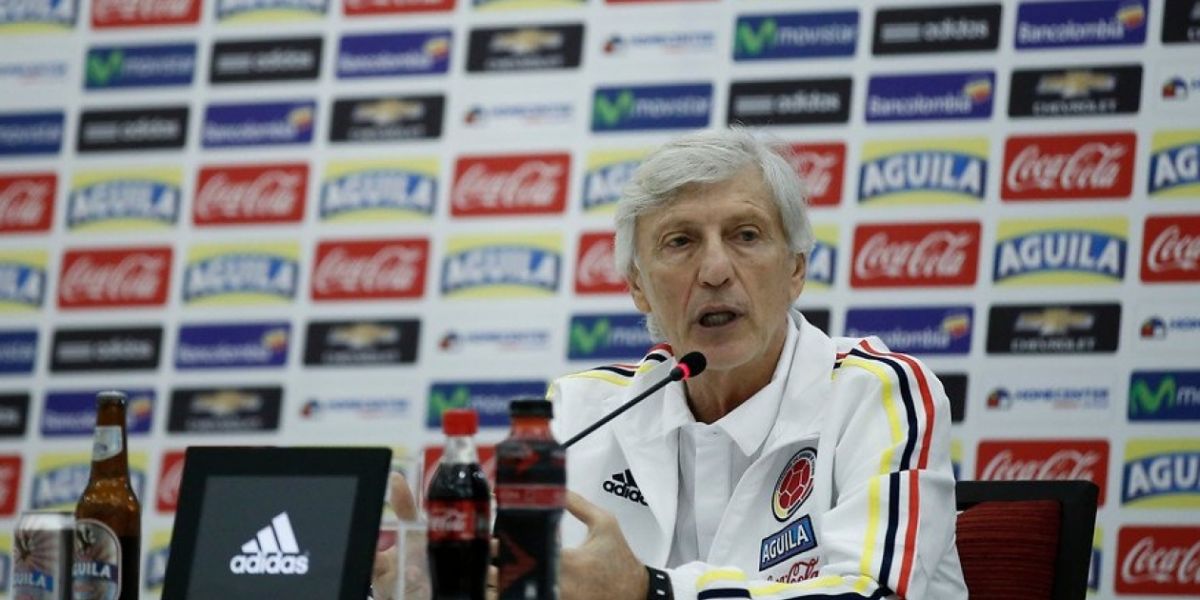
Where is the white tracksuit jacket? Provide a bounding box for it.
[548,314,967,600]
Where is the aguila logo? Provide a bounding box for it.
[772,448,816,521]
[195,164,308,226]
[452,154,569,217]
[851,222,980,287]
[1002,133,1135,200]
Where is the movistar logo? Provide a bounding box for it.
[1130,376,1175,417]
[736,18,777,56]
[86,50,124,86]
[570,318,611,354]
[429,386,471,423]
[593,90,635,127]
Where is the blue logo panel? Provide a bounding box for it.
[337,31,452,78]
[1129,371,1200,421]
[0,330,36,375]
[176,322,290,369]
[202,101,316,148]
[1015,0,1148,49]
[427,381,547,429]
[844,306,973,355]
[592,84,712,132]
[865,72,994,122]
[85,43,196,89]
[568,314,653,360]
[734,12,859,61]
[0,112,63,156]
[42,389,155,436]
[759,515,817,571]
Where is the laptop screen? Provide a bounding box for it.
[162,447,391,600]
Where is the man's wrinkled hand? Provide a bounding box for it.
[560,491,649,600]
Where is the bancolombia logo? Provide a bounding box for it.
[592,83,712,132]
[229,512,309,575]
[865,71,994,122]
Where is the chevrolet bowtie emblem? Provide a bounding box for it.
[1036,71,1116,99]
[328,323,399,349]
[1014,309,1095,336]
[352,100,423,125]
[193,391,262,416]
[490,29,562,54]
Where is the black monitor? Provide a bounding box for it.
[161,446,391,600]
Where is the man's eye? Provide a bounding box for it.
[666,236,690,248]
[737,229,760,242]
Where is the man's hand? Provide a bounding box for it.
[560,492,649,600]
[372,472,429,600]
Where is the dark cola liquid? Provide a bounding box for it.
[427,461,490,600]
[494,437,565,600]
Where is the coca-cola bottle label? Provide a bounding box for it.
[92,426,122,461]
[427,500,488,542]
[73,519,122,600]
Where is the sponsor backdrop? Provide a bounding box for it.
[0,0,1198,597]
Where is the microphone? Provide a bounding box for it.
[562,352,706,449]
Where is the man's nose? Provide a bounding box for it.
[697,239,733,287]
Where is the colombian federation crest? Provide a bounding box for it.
[772,448,816,521]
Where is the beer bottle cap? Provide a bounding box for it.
[442,409,478,436]
[510,399,552,419]
[96,390,127,405]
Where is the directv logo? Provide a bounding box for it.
[229,512,310,575]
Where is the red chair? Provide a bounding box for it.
[955,480,1099,600]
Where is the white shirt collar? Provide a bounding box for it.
[658,315,800,457]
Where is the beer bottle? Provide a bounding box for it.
[73,390,140,600]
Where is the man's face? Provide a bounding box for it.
[627,166,806,374]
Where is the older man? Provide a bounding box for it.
[550,128,966,600]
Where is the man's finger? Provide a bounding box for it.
[388,471,418,521]
[565,491,605,527]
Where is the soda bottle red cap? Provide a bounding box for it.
[442,409,478,435]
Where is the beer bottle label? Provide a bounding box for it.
[92,426,122,461]
[73,519,122,600]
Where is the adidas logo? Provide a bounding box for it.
[228,512,310,576]
[602,469,648,506]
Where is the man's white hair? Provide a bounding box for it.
[613,127,815,340]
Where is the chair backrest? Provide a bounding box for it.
[955,480,1099,600]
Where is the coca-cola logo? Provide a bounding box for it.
[312,239,429,301]
[789,143,844,207]
[156,451,185,513]
[976,440,1109,505]
[851,222,980,288]
[452,154,569,216]
[0,455,20,516]
[92,0,202,27]
[59,247,172,309]
[1003,133,1136,200]
[1143,216,1200,282]
[1117,528,1200,594]
[0,174,55,233]
[195,164,308,226]
[575,232,626,294]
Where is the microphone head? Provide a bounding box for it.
[675,351,707,380]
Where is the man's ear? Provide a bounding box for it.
[627,266,653,314]
[789,253,807,299]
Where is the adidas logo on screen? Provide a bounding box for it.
[228,512,310,575]
[602,469,647,506]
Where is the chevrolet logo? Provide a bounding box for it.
[352,99,424,125]
[490,29,563,55]
[1036,71,1116,99]
[328,323,399,349]
[1015,309,1095,336]
[192,391,262,416]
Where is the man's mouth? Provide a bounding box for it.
[698,311,739,328]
